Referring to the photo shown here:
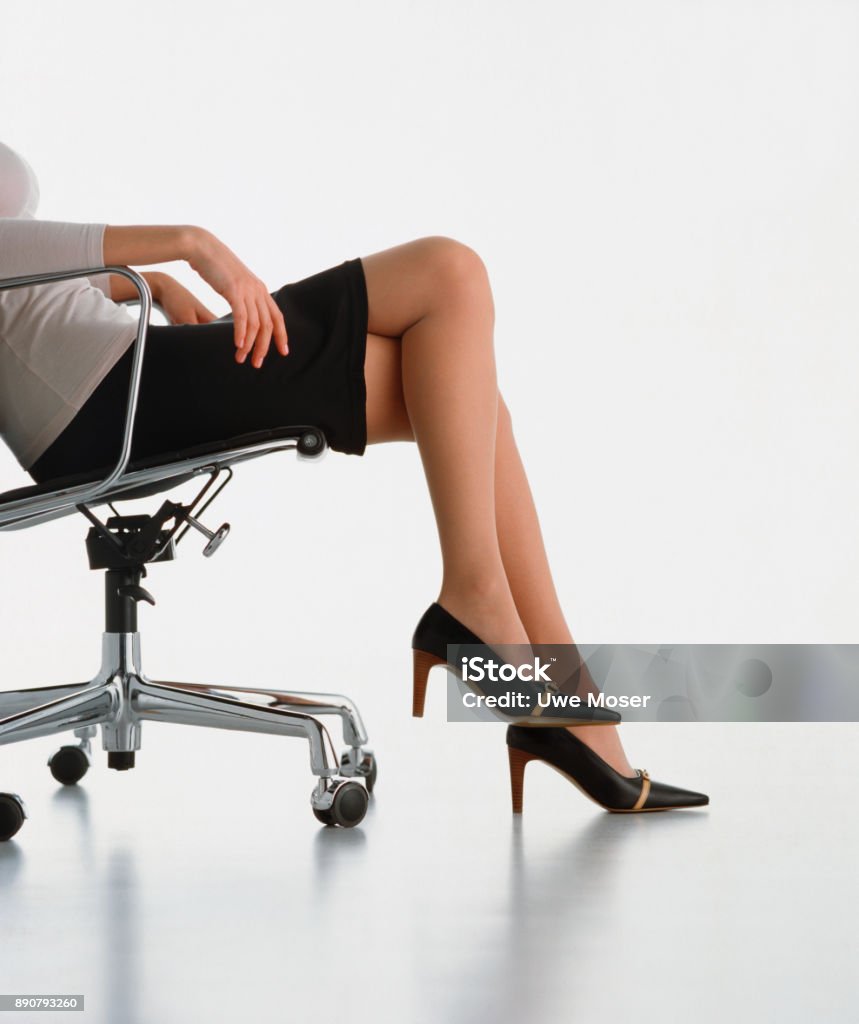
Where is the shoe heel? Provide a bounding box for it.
[507,746,538,814]
[412,649,445,718]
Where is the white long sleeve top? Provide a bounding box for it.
[0,142,136,471]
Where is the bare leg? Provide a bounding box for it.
[361,238,634,775]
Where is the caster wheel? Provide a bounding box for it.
[48,746,90,786]
[0,793,27,842]
[313,807,334,826]
[331,781,368,827]
[313,781,369,828]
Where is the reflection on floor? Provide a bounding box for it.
[1,705,856,1024]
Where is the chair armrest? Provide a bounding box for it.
[0,265,152,527]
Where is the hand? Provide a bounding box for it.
[148,273,217,326]
[185,227,289,368]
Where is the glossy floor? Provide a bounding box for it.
[1,691,856,1024]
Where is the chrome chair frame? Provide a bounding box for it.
[0,266,375,837]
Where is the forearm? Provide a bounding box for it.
[102,224,197,268]
[102,224,207,303]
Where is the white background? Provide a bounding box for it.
[2,6,859,1022]
[1,0,857,689]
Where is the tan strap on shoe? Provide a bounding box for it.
[631,768,651,811]
[530,681,558,718]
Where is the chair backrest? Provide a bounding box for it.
[0,264,153,529]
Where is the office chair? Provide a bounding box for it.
[0,266,377,840]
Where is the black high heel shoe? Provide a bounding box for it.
[506,725,709,813]
[411,603,622,727]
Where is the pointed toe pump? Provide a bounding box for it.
[411,603,621,727]
[506,725,709,813]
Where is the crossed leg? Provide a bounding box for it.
[360,236,634,776]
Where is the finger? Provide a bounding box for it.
[252,334,272,369]
[242,305,262,364]
[238,301,262,366]
[269,296,289,355]
[233,301,249,361]
[251,301,273,368]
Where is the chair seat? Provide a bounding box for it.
[0,425,313,508]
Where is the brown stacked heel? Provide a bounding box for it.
[507,745,538,814]
[412,649,444,718]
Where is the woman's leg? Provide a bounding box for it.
[362,237,529,647]
[492,396,635,774]
[362,238,634,775]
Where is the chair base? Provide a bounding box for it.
[1,455,374,840]
[0,631,376,838]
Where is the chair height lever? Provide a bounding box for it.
[116,584,156,606]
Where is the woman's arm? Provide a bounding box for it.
[0,218,105,277]
[0,219,287,367]
[103,224,288,366]
[102,224,195,267]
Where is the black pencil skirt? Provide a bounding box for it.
[29,256,369,484]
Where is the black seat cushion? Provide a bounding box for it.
[0,426,313,508]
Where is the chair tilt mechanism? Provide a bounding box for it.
[0,265,376,842]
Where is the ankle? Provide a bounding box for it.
[438,571,509,610]
[437,577,528,646]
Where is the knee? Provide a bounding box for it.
[419,235,493,306]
